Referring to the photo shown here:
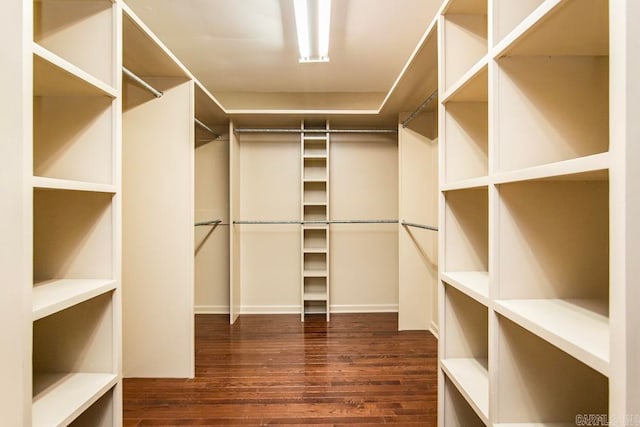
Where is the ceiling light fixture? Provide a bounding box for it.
[294,0,331,63]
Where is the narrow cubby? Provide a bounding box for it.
[68,391,114,427]
[303,300,327,315]
[303,277,327,301]
[443,188,489,300]
[303,228,327,250]
[303,138,327,158]
[443,377,486,427]
[34,189,114,283]
[303,205,327,222]
[33,0,115,87]
[303,158,327,181]
[442,0,488,90]
[303,253,327,272]
[443,101,488,184]
[303,181,327,204]
[32,293,117,427]
[33,95,114,185]
[496,178,609,374]
[441,285,489,424]
[494,316,608,425]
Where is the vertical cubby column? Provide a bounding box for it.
[31,0,120,424]
[301,121,330,321]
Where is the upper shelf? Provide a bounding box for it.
[34,44,116,98]
[494,0,609,57]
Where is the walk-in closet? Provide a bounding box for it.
[1,0,638,425]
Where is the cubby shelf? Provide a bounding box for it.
[32,279,116,321]
[495,298,609,376]
[441,358,489,425]
[303,248,327,254]
[441,271,489,306]
[303,154,327,159]
[32,177,116,193]
[493,0,608,58]
[442,56,488,103]
[492,153,609,184]
[32,373,117,427]
[33,44,116,98]
[441,177,489,192]
[303,292,328,301]
[303,270,327,278]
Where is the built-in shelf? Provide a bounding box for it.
[32,177,116,193]
[441,177,489,192]
[303,154,327,159]
[303,270,327,278]
[303,135,327,140]
[441,358,489,425]
[303,292,328,301]
[441,272,489,306]
[33,44,116,98]
[442,57,488,103]
[495,298,609,376]
[304,178,327,183]
[494,0,608,58]
[32,279,116,321]
[492,153,609,184]
[303,248,327,254]
[32,373,117,427]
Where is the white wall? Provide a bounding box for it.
[398,113,439,332]
[330,133,399,312]
[0,0,31,423]
[194,138,229,314]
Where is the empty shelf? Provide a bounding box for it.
[304,292,328,301]
[33,44,117,98]
[32,372,117,427]
[441,176,490,191]
[33,177,116,193]
[442,57,489,103]
[303,270,328,278]
[33,279,116,321]
[303,248,328,254]
[495,298,609,376]
[492,153,609,184]
[442,272,489,305]
[441,358,489,424]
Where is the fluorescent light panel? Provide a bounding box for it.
[294,0,331,63]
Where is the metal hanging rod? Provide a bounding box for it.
[234,128,397,134]
[122,67,163,98]
[233,219,399,225]
[401,89,438,128]
[195,118,220,138]
[401,221,438,232]
[195,219,222,227]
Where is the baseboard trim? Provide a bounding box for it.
[429,320,439,339]
[240,305,300,315]
[237,304,399,315]
[195,305,230,314]
[330,304,399,313]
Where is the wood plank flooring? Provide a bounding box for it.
[123,313,438,426]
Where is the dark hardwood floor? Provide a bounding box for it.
[123,313,438,426]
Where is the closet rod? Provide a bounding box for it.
[122,67,163,98]
[195,118,220,138]
[195,219,222,227]
[234,128,397,134]
[401,89,438,128]
[401,221,438,232]
[233,219,398,225]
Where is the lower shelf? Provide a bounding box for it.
[303,270,327,278]
[494,298,609,376]
[441,271,489,305]
[441,358,489,425]
[32,372,117,427]
[303,291,327,301]
[32,279,116,321]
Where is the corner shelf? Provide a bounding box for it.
[32,279,116,321]
[32,373,117,427]
[495,298,609,376]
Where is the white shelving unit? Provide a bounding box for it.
[301,121,330,321]
[31,0,121,424]
[437,0,637,425]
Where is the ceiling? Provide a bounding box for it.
[124,0,440,112]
